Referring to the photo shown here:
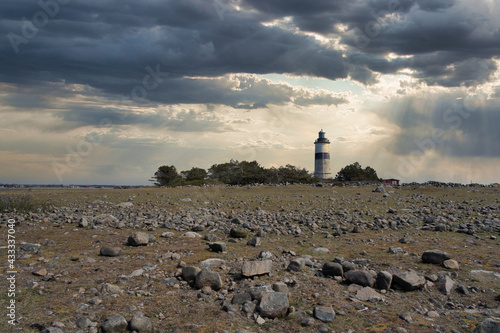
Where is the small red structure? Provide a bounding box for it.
[383,179,400,185]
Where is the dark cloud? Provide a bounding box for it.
[417,0,456,12]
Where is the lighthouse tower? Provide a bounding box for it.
[314,129,332,179]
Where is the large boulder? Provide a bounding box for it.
[344,270,375,287]
[258,292,289,319]
[241,260,272,277]
[195,268,223,290]
[421,249,451,265]
[127,232,149,246]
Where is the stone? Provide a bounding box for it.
[301,317,316,327]
[241,260,272,277]
[258,292,289,319]
[356,287,385,302]
[101,314,127,333]
[97,283,122,295]
[470,270,500,283]
[313,247,330,253]
[313,305,335,323]
[160,232,174,238]
[399,312,412,323]
[352,226,364,233]
[79,217,89,228]
[232,292,252,305]
[473,317,500,333]
[287,258,305,272]
[195,268,223,290]
[199,258,225,269]
[342,261,356,272]
[322,262,343,277]
[246,285,273,301]
[376,271,392,290]
[100,247,122,257]
[128,311,153,332]
[438,276,455,295]
[182,266,201,284]
[393,271,425,291]
[180,232,202,238]
[422,249,451,264]
[127,232,149,246]
[272,282,289,294]
[40,328,63,333]
[426,311,440,318]
[76,317,93,328]
[21,243,40,252]
[208,242,227,253]
[230,228,247,238]
[389,246,404,254]
[247,237,261,247]
[442,259,459,270]
[258,250,274,260]
[256,316,266,325]
[32,268,47,276]
[344,270,375,287]
[319,326,330,333]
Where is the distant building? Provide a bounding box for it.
[314,129,332,179]
[383,178,400,185]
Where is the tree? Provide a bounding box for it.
[181,167,207,182]
[335,162,380,181]
[150,165,181,186]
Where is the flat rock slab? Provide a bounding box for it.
[356,286,386,302]
[200,258,225,269]
[241,260,272,277]
[258,292,289,319]
[393,271,426,291]
[470,270,500,283]
[313,305,335,323]
[422,249,451,264]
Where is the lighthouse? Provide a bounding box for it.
[314,129,332,179]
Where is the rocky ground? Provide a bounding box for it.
[0,184,499,333]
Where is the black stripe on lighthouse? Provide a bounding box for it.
[315,153,330,160]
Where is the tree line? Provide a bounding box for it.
[150,160,380,186]
[150,159,318,186]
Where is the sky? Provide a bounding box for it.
[1,0,499,185]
